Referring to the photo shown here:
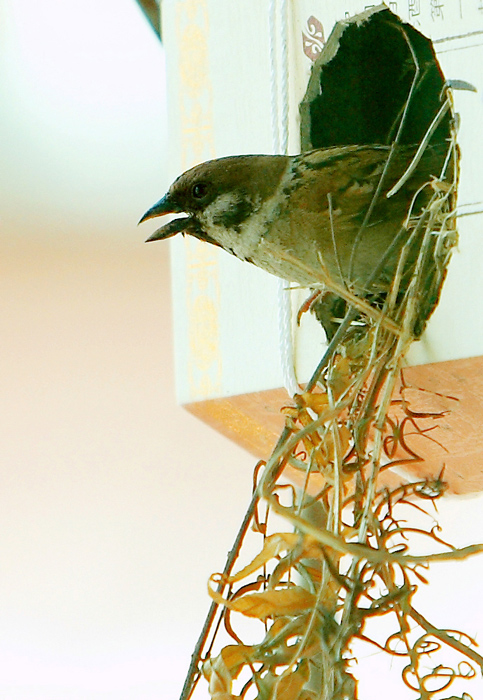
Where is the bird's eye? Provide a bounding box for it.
[192,182,209,199]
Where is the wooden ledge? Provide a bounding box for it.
[185,356,483,495]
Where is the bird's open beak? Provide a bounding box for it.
[138,194,174,224]
[139,194,195,242]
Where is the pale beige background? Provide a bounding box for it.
[0,2,253,697]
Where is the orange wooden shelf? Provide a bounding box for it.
[185,355,483,495]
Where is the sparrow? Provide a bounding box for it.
[140,143,449,335]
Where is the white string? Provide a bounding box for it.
[278,0,289,155]
[268,0,280,155]
[269,0,300,398]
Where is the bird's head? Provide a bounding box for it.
[139,155,288,252]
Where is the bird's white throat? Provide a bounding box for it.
[199,192,275,260]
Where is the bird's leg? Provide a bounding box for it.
[296,289,324,326]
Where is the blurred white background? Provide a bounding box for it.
[0,1,254,697]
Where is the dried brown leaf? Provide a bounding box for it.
[214,533,321,586]
[208,582,316,621]
[202,644,253,683]
[296,392,329,414]
[202,648,240,700]
[274,661,310,700]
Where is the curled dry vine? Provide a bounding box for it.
[179,100,482,700]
